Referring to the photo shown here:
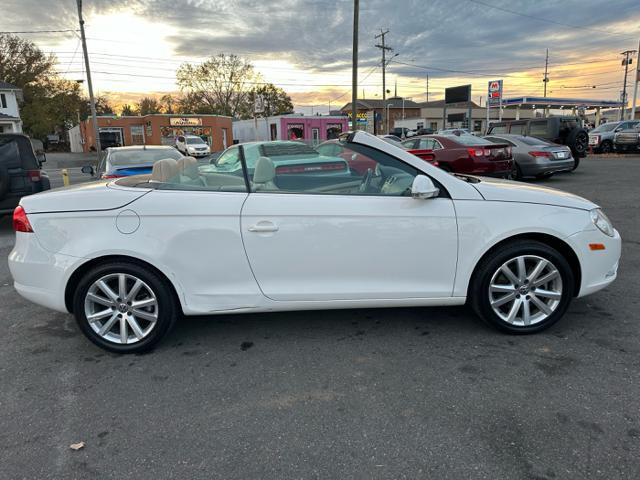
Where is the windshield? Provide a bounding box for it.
[186,137,205,144]
[109,148,183,166]
[592,123,617,132]
[448,135,494,146]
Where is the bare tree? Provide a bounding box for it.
[176,54,259,118]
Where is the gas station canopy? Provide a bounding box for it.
[501,97,621,110]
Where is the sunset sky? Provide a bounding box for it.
[4,0,640,114]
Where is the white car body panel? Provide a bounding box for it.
[241,193,458,301]
[9,131,621,319]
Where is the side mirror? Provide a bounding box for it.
[36,152,46,164]
[411,175,439,199]
[615,127,622,132]
[81,165,94,176]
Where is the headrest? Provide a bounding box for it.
[150,158,179,183]
[253,156,276,184]
[177,156,199,180]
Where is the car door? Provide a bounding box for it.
[240,141,458,301]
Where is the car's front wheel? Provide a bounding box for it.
[73,262,177,353]
[470,240,574,334]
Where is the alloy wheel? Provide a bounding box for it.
[488,255,563,327]
[84,273,159,344]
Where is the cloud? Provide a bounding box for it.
[3,0,640,105]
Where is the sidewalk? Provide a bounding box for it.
[44,152,97,169]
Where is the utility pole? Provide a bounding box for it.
[632,40,640,121]
[621,49,638,120]
[375,29,392,134]
[543,48,549,98]
[426,75,429,103]
[76,0,100,158]
[351,0,359,131]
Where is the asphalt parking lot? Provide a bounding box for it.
[1,155,639,479]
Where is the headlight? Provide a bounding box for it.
[590,208,614,237]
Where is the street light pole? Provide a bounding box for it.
[631,39,640,121]
[351,0,359,131]
[76,0,100,158]
[620,49,637,121]
[375,29,392,134]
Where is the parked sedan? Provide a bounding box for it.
[82,145,184,179]
[9,132,620,353]
[484,134,574,179]
[319,138,436,175]
[403,134,514,177]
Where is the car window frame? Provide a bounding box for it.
[243,141,450,199]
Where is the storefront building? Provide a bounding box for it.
[75,114,233,152]
[233,115,349,144]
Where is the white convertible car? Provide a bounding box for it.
[9,132,620,353]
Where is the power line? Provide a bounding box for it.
[467,0,636,39]
[0,29,79,34]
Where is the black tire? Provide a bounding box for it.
[0,165,9,201]
[73,261,178,353]
[567,128,588,160]
[514,164,523,180]
[470,240,574,334]
[600,140,613,153]
[571,157,580,171]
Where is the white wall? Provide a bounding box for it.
[233,117,274,143]
[0,89,22,132]
[68,125,84,153]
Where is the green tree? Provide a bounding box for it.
[160,94,176,114]
[249,83,294,119]
[0,34,86,139]
[136,96,162,115]
[120,104,137,116]
[176,54,258,118]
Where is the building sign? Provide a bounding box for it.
[445,85,471,104]
[169,117,202,126]
[488,80,503,106]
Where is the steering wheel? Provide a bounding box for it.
[359,168,373,193]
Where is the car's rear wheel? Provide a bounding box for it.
[73,262,177,353]
[470,241,574,334]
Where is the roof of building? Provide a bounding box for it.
[501,97,621,109]
[341,97,421,110]
[415,100,482,109]
[0,112,20,120]
[0,81,20,90]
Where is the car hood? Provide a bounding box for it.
[20,180,150,214]
[471,177,597,210]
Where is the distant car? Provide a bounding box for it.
[415,127,434,136]
[82,145,184,179]
[388,127,416,138]
[487,117,587,169]
[320,138,436,175]
[203,141,349,179]
[613,123,640,153]
[589,121,639,153]
[438,128,474,136]
[403,134,513,178]
[175,135,211,157]
[484,134,574,179]
[0,134,50,215]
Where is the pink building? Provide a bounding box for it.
[233,114,348,144]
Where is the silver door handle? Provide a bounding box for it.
[248,224,279,233]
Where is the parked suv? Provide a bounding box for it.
[486,116,588,169]
[175,135,211,157]
[613,122,640,153]
[589,121,639,153]
[0,134,50,215]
